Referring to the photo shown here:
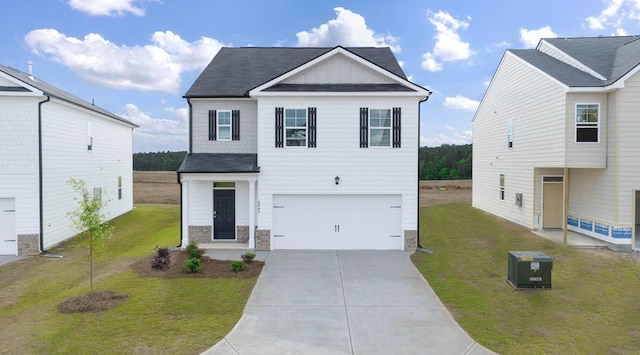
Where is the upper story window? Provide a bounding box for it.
[87,121,93,151]
[208,110,240,141]
[117,176,122,200]
[285,109,307,147]
[499,174,505,201]
[370,109,391,147]
[217,110,232,141]
[507,119,514,148]
[576,104,599,143]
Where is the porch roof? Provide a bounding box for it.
[177,153,259,173]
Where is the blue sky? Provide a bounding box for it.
[1,0,638,152]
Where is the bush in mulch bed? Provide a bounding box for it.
[58,291,128,314]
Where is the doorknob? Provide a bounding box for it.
[213,211,217,218]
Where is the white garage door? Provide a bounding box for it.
[0,198,17,256]
[272,194,403,250]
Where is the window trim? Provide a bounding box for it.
[369,108,392,148]
[216,110,232,141]
[507,119,514,149]
[284,108,307,148]
[499,174,505,201]
[575,103,600,144]
[87,121,93,151]
[117,176,122,200]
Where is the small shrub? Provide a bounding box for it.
[185,241,202,259]
[231,261,244,273]
[241,252,256,263]
[151,247,171,270]
[184,257,202,273]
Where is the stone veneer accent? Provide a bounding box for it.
[404,230,417,251]
[256,229,270,251]
[188,226,212,244]
[236,225,249,243]
[18,234,39,256]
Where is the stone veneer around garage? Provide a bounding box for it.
[188,225,212,244]
[236,225,249,243]
[404,230,417,251]
[18,234,39,256]
[256,229,270,251]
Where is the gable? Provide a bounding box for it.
[282,53,395,85]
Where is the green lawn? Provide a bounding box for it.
[412,202,640,354]
[0,205,257,355]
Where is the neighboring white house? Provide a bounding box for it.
[473,36,640,251]
[178,46,431,251]
[0,64,136,256]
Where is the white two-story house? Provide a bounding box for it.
[0,64,136,256]
[473,36,640,251]
[178,46,430,251]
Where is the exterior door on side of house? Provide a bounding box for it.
[213,189,235,240]
[543,180,563,229]
[0,198,17,256]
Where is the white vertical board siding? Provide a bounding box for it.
[0,96,40,235]
[41,99,133,249]
[473,52,566,229]
[616,71,640,224]
[565,93,607,167]
[256,95,419,232]
[283,54,394,84]
[191,99,257,154]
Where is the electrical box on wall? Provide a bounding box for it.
[515,193,523,206]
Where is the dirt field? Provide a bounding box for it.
[134,171,471,207]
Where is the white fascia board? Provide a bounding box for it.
[249,46,431,97]
[0,71,44,97]
[566,63,640,93]
[188,97,256,102]
[252,91,429,98]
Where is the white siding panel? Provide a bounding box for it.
[473,53,566,229]
[283,54,394,85]
[191,99,257,154]
[617,72,640,224]
[0,96,39,235]
[187,181,213,225]
[41,99,133,249]
[565,93,607,167]
[256,96,418,232]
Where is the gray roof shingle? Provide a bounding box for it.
[177,153,259,173]
[184,47,408,98]
[509,36,640,87]
[0,64,136,127]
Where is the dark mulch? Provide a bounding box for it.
[59,291,128,314]
[132,250,264,279]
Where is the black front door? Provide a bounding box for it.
[214,190,235,239]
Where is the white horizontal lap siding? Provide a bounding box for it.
[190,99,257,154]
[0,96,40,234]
[187,181,213,225]
[257,96,418,231]
[41,99,133,249]
[283,54,394,84]
[617,72,640,224]
[473,53,566,229]
[565,93,607,167]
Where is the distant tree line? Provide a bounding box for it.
[419,144,472,180]
[133,151,187,171]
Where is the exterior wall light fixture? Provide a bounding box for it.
[335,176,340,185]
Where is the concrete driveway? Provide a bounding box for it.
[203,250,494,355]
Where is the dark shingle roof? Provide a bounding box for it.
[177,153,259,173]
[184,47,408,98]
[509,36,640,87]
[263,83,415,92]
[0,64,136,127]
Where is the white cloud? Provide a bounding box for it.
[585,0,631,30]
[519,26,557,48]
[296,7,401,53]
[483,79,491,86]
[615,27,629,35]
[443,95,480,111]
[421,130,473,147]
[120,104,188,152]
[487,40,510,52]
[421,10,474,72]
[24,29,225,93]
[68,0,151,16]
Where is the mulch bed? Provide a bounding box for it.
[59,291,128,314]
[132,250,264,279]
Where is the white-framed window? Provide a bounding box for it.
[285,109,307,147]
[217,110,232,141]
[576,104,599,143]
[499,174,505,201]
[118,176,122,200]
[87,121,93,151]
[507,119,514,148]
[369,109,391,147]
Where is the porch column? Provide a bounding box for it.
[248,178,256,248]
[181,178,189,248]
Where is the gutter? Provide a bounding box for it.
[417,93,431,250]
[38,95,51,253]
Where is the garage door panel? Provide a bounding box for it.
[273,194,402,250]
[0,198,17,256]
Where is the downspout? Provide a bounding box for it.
[177,176,183,248]
[187,98,193,155]
[417,94,431,250]
[38,95,51,253]
[177,98,193,248]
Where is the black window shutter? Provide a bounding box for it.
[208,110,216,141]
[392,107,401,148]
[232,110,240,141]
[359,107,368,148]
[308,107,317,148]
[275,107,284,148]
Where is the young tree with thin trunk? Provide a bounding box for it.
[67,178,112,295]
